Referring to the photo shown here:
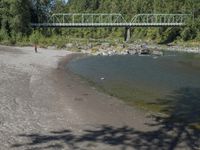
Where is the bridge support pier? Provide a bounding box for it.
[124,27,131,42]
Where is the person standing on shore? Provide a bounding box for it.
[34,44,38,53]
[30,30,40,53]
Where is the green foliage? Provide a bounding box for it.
[0,29,9,41]
[29,30,41,44]
[196,32,200,40]
[159,28,181,44]
[181,27,196,41]
[146,29,158,40]
[56,38,66,49]
[0,0,31,35]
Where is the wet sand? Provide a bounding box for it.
[0,45,194,150]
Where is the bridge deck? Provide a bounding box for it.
[31,23,185,28]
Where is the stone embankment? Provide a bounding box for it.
[62,42,200,56]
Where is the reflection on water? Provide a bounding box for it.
[68,52,200,111]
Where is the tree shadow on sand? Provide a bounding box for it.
[12,87,200,150]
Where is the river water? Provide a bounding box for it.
[67,52,200,111]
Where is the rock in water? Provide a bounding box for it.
[100,77,105,80]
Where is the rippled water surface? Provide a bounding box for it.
[68,52,200,111]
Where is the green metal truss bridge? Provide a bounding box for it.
[31,13,191,27]
[31,13,192,41]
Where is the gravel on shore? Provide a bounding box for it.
[0,45,157,150]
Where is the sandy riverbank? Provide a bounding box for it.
[0,45,158,150]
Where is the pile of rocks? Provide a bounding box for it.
[87,43,163,56]
[65,42,164,56]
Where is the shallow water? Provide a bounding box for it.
[68,52,200,111]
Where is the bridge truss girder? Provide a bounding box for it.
[32,13,192,28]
[131,14,190,24]
[50,13,127,24]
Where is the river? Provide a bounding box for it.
[67,51,200,112]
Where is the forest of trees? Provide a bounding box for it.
[0,0,199,46]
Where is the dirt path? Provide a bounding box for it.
[1,45,193,150]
